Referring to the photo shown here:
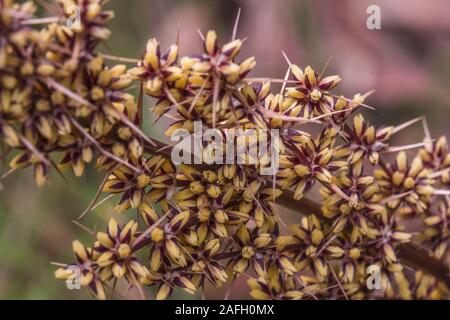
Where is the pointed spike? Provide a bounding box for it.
[280,66,291,94]
[47,79,97,109]
[197,28,205,41]
[319,56,333,79]
[330,184,354,203]
[19,135,50,167]
[50,261,68,267]
[276,212,288,229]
[429,167,450,179]
[189,75,209,114]
[114,108,157,147]
[362,89,376,99]
[90,194,115,212]
[295,275,319,300]
[176,23,181,47]
[1,168,17,180]
[245,77,297,83]
[382,140,434,153]
[137,81,144,127]
[72,219,95,236]
[68,116,142,173]
[36,0,63,16]
[282,50,293,68]
[22,16,62,25]
[257,106,352,124]
[421,117,432,142]
[433,189,450,196]
[381,191,413,205]
[99,53,140,64]
[326,93,376,110]
[326,258,349,300]
[130,272,146,300]
[100,40,116,55]
[50,159,69,185]
[224,279,235,300]
[212,75,220,128]
[133,211,171,249]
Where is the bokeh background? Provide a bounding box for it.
[1,0,450,299]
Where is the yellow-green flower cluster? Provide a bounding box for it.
[1,0,450,300]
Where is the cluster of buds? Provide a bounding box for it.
[1,1,450,300]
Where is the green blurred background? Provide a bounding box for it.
[1,0,450,299]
